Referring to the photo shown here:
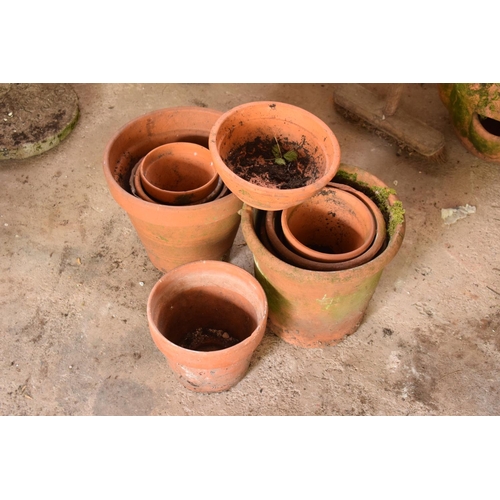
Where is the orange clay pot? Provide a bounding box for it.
[209,101,341,211]
[281,185,376,263]
[240,164,405,348]
[264,182,386,271]
[139,142,219,205]
[103,107,243,272]
[147,260,268,392]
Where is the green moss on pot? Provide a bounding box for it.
[332,169,405,238]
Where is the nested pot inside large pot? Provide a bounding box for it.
[147,260,268,392]
[103,107,243,273]
[240,163,405,348]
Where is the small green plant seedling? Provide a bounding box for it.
[272,136,298,166]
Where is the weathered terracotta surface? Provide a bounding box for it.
[139,142,218,205]
[281,185,376,263]
[147,260,268,392]
[241,164,405,348]
[103,107,243,272]
[209,101,341,210]
[439,83,500,163]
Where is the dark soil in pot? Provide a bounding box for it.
[179,327,241,351]
[225,136,321,189]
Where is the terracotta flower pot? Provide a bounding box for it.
[439,83,500,163]
[139,142,219,205]
[240,163,405,348]
[264,182,386,271]
[281,185,376,263]
[103,107,243,272]
[147,260,268,392]
[209,101,341,211]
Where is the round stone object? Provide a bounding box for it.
[0,83,79,160]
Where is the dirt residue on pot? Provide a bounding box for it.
[225,136,320,189]
[178,327,241,351]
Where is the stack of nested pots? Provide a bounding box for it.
[103,107,243,274]
[209,101,406,348]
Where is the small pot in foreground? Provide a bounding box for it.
[209,101,341,211]
[103,107,243,272]
[147,260,268,392]
[241,163,405,348]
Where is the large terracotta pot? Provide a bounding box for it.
[240,164,406,348]
[439,83,500,163]
[147,260,268,392]
[103,107,243,272]
[209,101,341,211]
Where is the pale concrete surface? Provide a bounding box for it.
[1,83,499,415]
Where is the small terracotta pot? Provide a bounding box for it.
[241,163,405,348]
[103,107,243,272]
[147,260,268,392]
[264,182,386,271]
[209,101,341,211]
[139,142,219,205]
[281,185,376,263]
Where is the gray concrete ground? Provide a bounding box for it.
[1,83,499,415]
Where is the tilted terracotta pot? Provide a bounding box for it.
[281,185,376,263]
[103,107,243,272]
[209,101,341,211]
[139,142,219,205]
[147,260,268,392]
[439,83,500,163]
[241,164,405,348]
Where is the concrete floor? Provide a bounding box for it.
[1,83,499,416]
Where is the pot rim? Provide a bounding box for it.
[147,260,268,362]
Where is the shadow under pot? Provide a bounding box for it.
[147,260,268,393]
[139,142,219,206]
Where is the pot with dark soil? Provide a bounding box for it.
[147,260,268,392]
[209,101,341,211]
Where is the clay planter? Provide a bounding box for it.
[139,142,219,205]
[264,182,386,271]
[209,101,341,211]
[439,83,500,163]
[103,107,243,273]
[281,185,376,263]
[147,260,268,392]
[241,163,405,348]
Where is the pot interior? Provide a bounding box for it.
[154,286,258,352]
